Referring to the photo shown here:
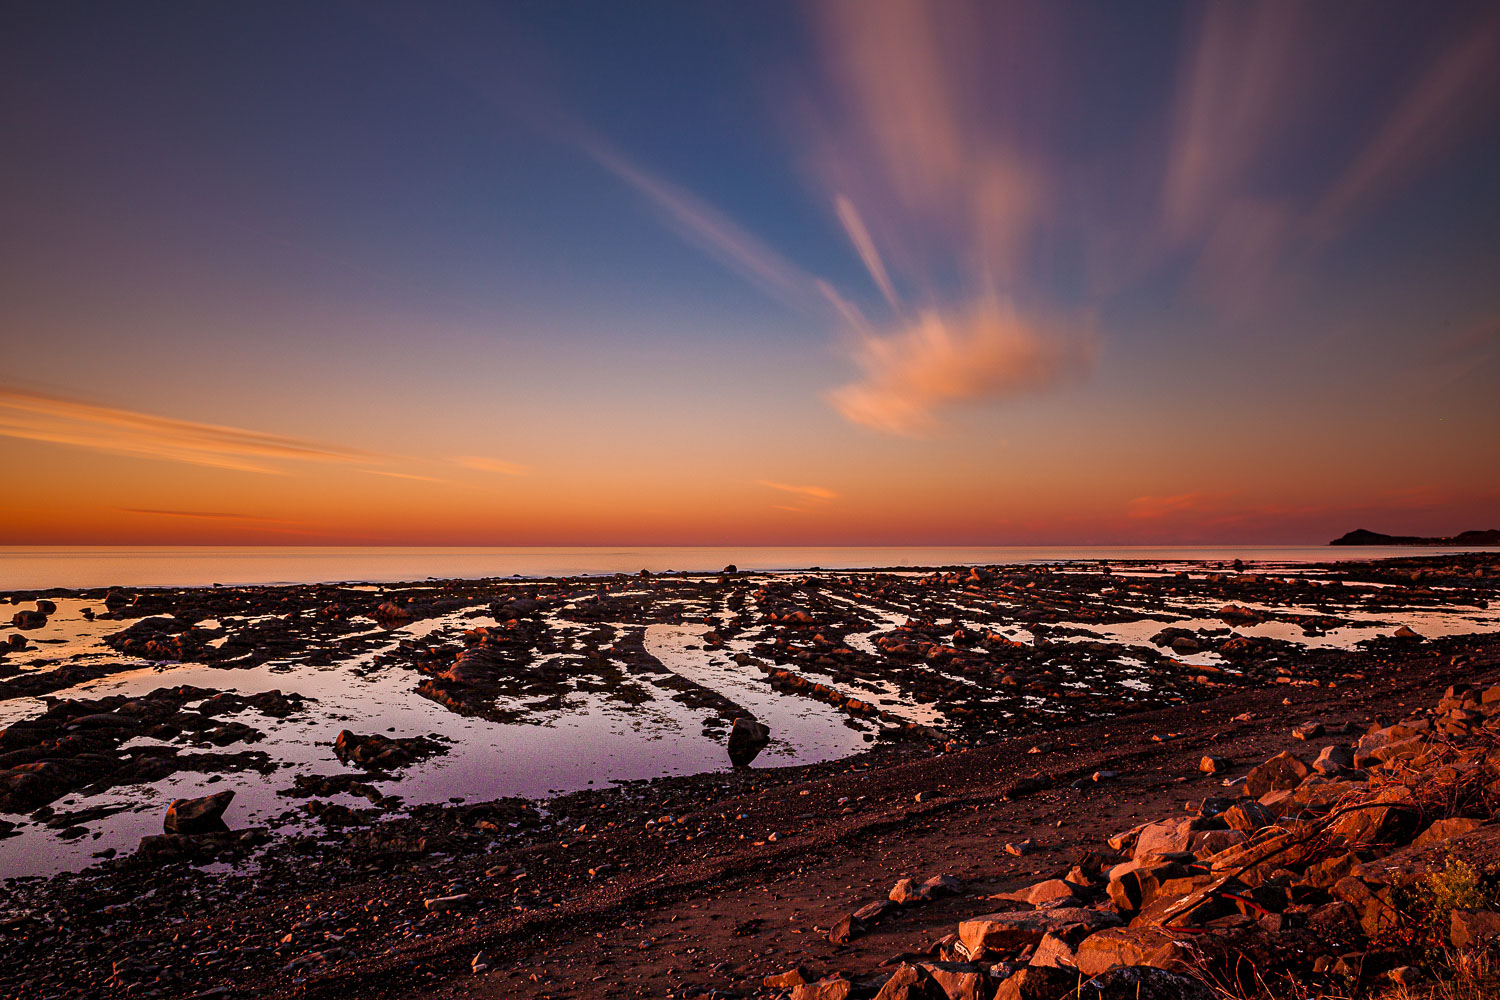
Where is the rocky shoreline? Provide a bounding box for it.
[763,670,1500,1000]
[1,553,1498,998]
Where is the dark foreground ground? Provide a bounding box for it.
[1,553,1498,998]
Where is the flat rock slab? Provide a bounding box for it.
[959,908,1121,958]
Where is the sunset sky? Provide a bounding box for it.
[2,1,1498,546]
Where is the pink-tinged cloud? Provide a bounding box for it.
[834,195,901,311]
[809,0,1048,286]
[0,386,378,474]
[828,298,1094,436]
[1127,493,1232,520]
[757,480,837,502]
[119,508,303,525]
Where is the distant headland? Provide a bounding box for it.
[1330,527,1500,546]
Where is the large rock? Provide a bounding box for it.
[1327,785,1420,846]
[1074,967,1215,1000]
[1075,927,1187,975]
[1412,817,1485,850]
[163,790,234,834]
[873,964,945,1000]
[959,908,1121,959]
[1312,745,1355,775]
[1332,876,1398,939]
[727,717,771,766]
[917,962,987,1000]
[792,978,853,1000]
[763,965,818,989]
[1107,860,1185,912]
[1133,819,1193,860]
[1244,751,1310,797]
[1221,800,1275,833]
[1450,909,1500,949]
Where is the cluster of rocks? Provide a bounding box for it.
[332,729,448,770]
[0,686,298,815]
[10,599,54,630]
[756,682,1500,999]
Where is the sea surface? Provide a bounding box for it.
[2,544,1492,590]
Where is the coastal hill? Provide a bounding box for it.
[1331,527,1500,546]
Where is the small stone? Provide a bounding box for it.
[1198,755,1229,775]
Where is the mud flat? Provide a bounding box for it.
[0,552,1498,997]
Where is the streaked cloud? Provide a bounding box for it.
[0,386,377,474]
[361,469,449,484]
[583,140,821,311]
[828,298,1093,437]
[834,195,901,311]
[1310,12,1500,239]
[757,480,837,502]
[0,386,531,485]
[1161,2,1500,302]
[118,508,303,525]
[1127,493,1232,521]
[453,455,530,476]
[804,1,1073,433]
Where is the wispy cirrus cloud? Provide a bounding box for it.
[452,455,530,476]
[0,386,527,483]
[583,141,823,312]
[115,507,330,537]
[0,386,377,474]
[1161,3,1500,303]
[1309,11,1500,240]
[833,195,901,312]
[118,507,303,525]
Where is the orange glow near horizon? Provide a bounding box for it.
[2,383,1495,546]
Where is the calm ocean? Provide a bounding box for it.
[0,544,1488,590]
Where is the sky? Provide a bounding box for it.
[1,0,1498,546]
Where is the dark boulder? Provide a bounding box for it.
[727,717,771,766]
[163,790,234,834]
[11,610,47,630]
